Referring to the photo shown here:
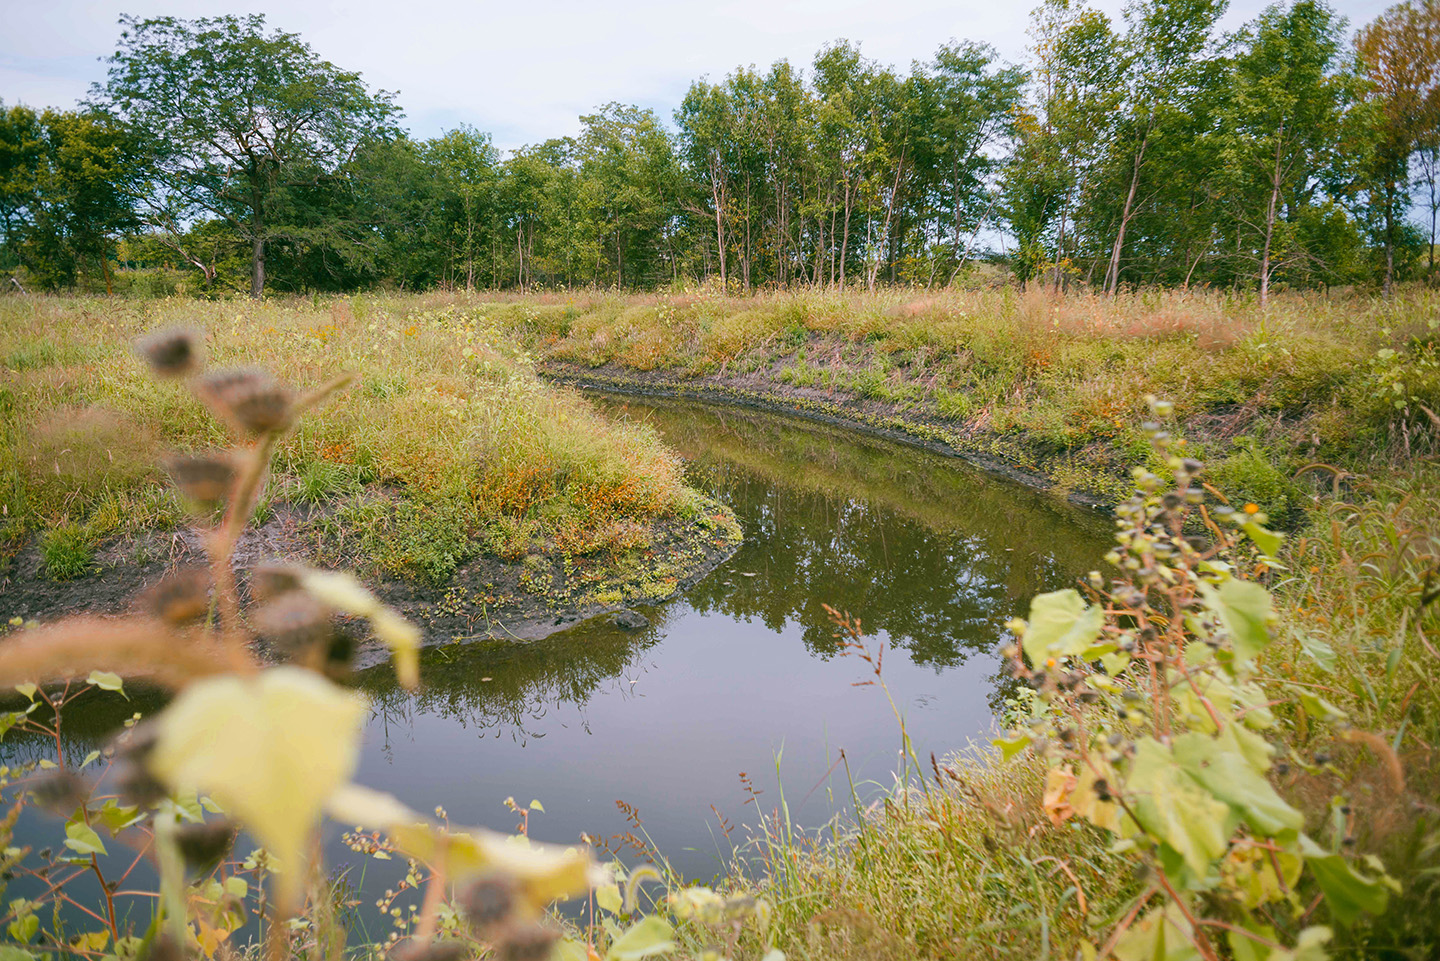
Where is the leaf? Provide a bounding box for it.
[1240,520,1283,558]
[1112,902,1201,961]
[1042,767,1077,827]
[1021,589,1104,667]
[529,799,545,813]
[991,733,1032,761]
[1199,579,1275,665]
[64,821,107,856]
[1172,733,1303,839]
[5,915,38,945]
[1295,690,1346,722]
[1295,633,1335,674]
[330,784,595,913]
[606,915,675,960]
[146,666,367,910]
[81,750,101,770]
[96,799,145,834]
[86,671,125,694]
[13,684,36,701]
[1126,738,1233,879]
[296,569,421,689]
[596,882,623,914]
[1299,836,1392,925]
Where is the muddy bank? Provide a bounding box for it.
[545,363,1118,512]
[0,496,743,671]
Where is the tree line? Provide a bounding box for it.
[3,0,1440,300]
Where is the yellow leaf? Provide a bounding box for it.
[1042,767,1077,827]
[297,569,421,689]
[148,667,367,911]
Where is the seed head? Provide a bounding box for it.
[249,564,303,603]
[164,452,235,504]
[460,874,517,931]
[496,922,559,961]
[136,327,203,377]
[175,818,236,875]
[196,368,293,435]
[26,769,89,812]
[252,592,332,655]
[388,939,472,961]
[140,568,212,625]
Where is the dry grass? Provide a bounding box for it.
[0,294,693,581]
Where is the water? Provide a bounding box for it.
[348,395,1113,882]
[1,394,1114,927]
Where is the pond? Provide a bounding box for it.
[0,394,1115,931]
[346,395,1114,884]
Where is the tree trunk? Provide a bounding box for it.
[1104,130,1150,295]
[249,187,265,299]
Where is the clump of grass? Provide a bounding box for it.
[40,521,93,580]
[0,295,695,584]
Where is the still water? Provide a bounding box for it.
[347,395,1113,882]
[1,395,1114,926]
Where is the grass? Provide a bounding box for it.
[463,285,1440,512]
[0,294,695,587]
[650,469,1435,961]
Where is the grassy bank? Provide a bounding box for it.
[459,286,1440,515]
[0,295,732,615]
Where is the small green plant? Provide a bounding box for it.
[40,521,92,580]
[995,399,1399,960]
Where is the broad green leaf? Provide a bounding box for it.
[991,733,1032,761]
[555,941,590,961]
[97,799,145,834]
[1240,520,1283,558]
[1299,836,1392,925]
[80,750,101,770]
[1200,579,1274,665]
[606,915,675,960]
[1296,691,1346,722]
[1226,923,1277,961]
[5,914,38,945]
[64,821,107,856]
[1126,738,1232,879]
[147,667,367,910]
[1172,733,1302,838]
[1021,589,1104,667]
[13,684,36,701]
[596,882,623,914]
[1296,633,1335,674]
[1112,902,1202,961]
[529,799,545,812]
[0,712,28,741]
[223,875,248,899]
[86,671,125,694]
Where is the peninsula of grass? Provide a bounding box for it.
[0,295,741,638]
[461,286,1440,519]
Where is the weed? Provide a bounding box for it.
[40,521,92,579]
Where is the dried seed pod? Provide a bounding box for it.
[196,368,293,435]
[388,939,472,961]
[460,874,518,932]
[252,592,332,655]
[136,327,203,378]
[141,568,212,625]
[26,769,88,812]
[111,724,167,807]
[323,629,358,679]
[249,564,303,603]
[164,452,236,504]
[143,932,184,961]
[175,818,236,875]
[496,922,559,961]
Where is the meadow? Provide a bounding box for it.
[0,287,1436,960]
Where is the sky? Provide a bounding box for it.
[2,0,1394,154]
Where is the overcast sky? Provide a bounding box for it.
[2,0,1394,153]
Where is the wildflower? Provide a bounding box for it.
[164,452,235,504]
[136,327,203,377]
[1244,503,1261,515]
[196,368,293,435]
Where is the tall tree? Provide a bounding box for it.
[91,14,401,298]
[1219,1,1348,306]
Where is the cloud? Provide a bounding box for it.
[0,0,1393,152]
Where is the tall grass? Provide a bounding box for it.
[0,295,691,581]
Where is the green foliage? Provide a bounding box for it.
[40,522,92,580]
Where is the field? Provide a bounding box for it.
[0,294,739,632]
[0,287,1437,960]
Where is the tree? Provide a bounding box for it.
[1218,1,1348,306]
[1356,0,1440,291]
[91,14,401,298]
